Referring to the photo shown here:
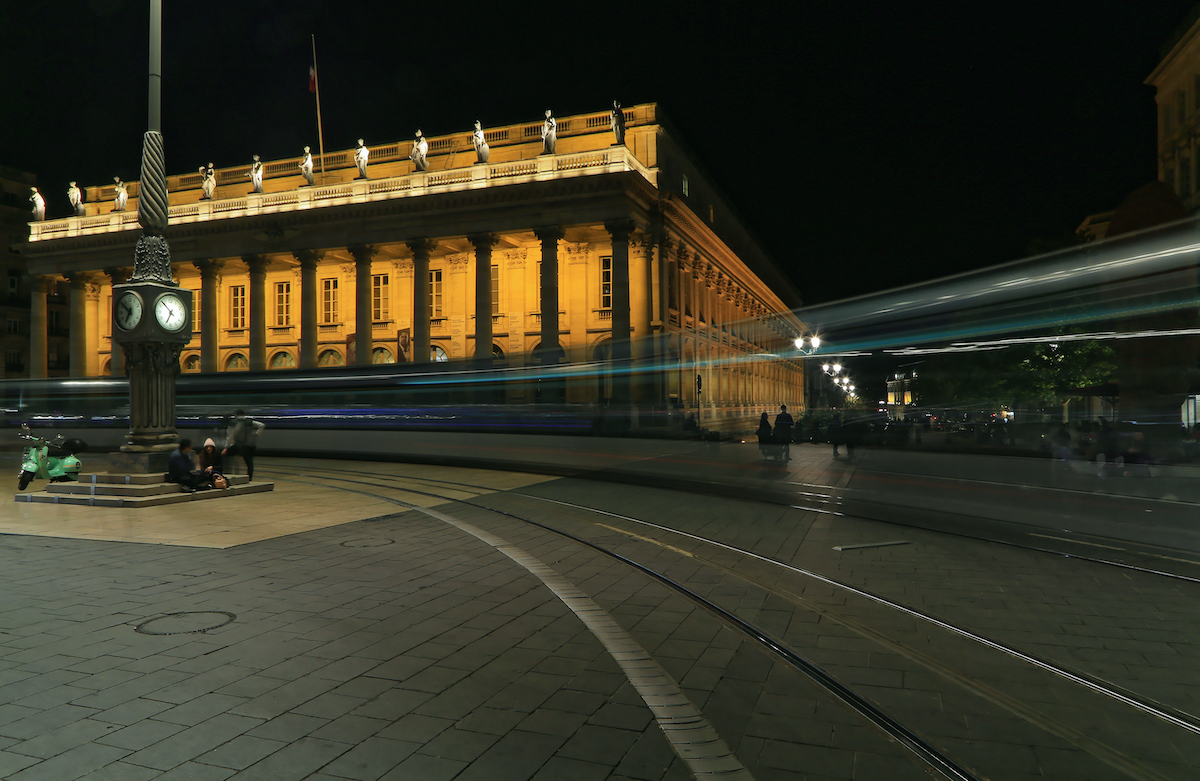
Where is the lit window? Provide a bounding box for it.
[431,345,448,362]
[601,256,612,309]
[491,265,499,316]
[191,290,200,333]
[429,269,443,317]
[682,175,689,196]
[371,347,395,364]
[183,355,201,373]
[225,353,248,371]
[230,286,246,328]
[318,349,343,367]
[372,274,389,321]
[275,282,291,326]
[269,351,295,369]
[321,278,338,323]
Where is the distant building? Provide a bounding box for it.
[14,104,806,429]
[1147,6,1200,210]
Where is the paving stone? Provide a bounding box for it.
[193,735,287,770]
[96,717,187,750]
[125,713,262,771]
[318,736,419,780]
[377,752,467,781]
[227,736,350,780]
[7,742,131,781]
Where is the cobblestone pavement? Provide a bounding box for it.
[0,448,1195,779]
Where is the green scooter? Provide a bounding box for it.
[17,424,86,490]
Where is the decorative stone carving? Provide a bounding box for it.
[392,258,414,274]
[565,243,589,264]
[299,146,314,186]
[541,110,556,155]
[611,100,625,146]
[67,181,84,216]
[503,248,527,267]
[247,155,264,193]
[200,164,216,199]
[129,235,176,284]
[354,139,369,179]
[410,130,429,172]
[29,188,45,221]
[472,121,489,163]
[112,177,128,212]
[447,253,470,269]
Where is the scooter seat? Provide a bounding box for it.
[45,445,71,458]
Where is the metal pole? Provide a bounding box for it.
[312,35,326,184]
[148,0,162,132]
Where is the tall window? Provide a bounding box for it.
[191,290,201,333]
[322,278,338,323]
[429,269,443,317]
[1184,156,1193,199]
[275,282,291,326]
[372,274,389,321]
[490,265,499,315]
[230,285,246,328]
[600,256,612,308]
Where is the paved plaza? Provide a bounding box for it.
[0,443,1196,779]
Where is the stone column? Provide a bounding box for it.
[533,227,564,363]
[408,239,436,363]
[606,221,634,405]
[630,233,654,403]
[193,260,223,374]
[104,269,128,375]
[469,234,498,362]
[29,277,48,378]
[68,273,89,377]
[349,245,376,366]
[295,249,322,369]
[245,255,269,371]
[85,281,102,376]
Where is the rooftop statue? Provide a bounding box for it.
[112,177,128,212]
[67,181,84,216]
[299,146,315,186]
[354,139,369,179]
[610,100,625,146]
[472,121,490,164]
[200,164,216,200]
[248,155,264,193]
[411,130,428,172]
[29,187,45,222]
[542,109,556,155]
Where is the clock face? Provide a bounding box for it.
[155,293,188,332]
[115,292,142,330]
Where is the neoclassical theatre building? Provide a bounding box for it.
[20,103,806,425]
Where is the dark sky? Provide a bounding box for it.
[1,1,1196,305]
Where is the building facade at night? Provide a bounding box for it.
[17,104,807,426]
[1149,7,1200,210]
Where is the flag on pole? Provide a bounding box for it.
[308,66,316,93]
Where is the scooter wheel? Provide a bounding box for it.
[17,471,34,491]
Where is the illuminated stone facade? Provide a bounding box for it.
[20,104,806,426]
[1149,8,1200,211]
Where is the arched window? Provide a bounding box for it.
[269,351,295,369]
[371,347,395,364]
[225,353,248,371]
[103,359,113,376]
[318,349,344,367]
[183,355,201,373]
[430,345,448,362]
[492,344,504,359]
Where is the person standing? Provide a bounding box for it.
[223,409,265,481]
[774,404,794,461]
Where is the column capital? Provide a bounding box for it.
[467,233,500,250]
[66,271,94,287]
[604,219,636,242]
[29,276,50,294]
[532,225,564,243]
[193,259,225,277]
[243,254,270,274]
[348,244,378,264]
[103,267,132,284]
[405,238,437,257]
[630,232,655,256]
[293,248,325,268]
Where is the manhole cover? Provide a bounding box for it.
[134,611,236,636]
[341,538,395,548]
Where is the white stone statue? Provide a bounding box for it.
[113,177,128,212]
[472,121,489,163]
[354,139,369,179]
[200,164,216,200]
[29,187,45,221]
[299,146,314,186]
[67,181,84,216]
[410,130,428,172]
[248,155,264,193]
[611,100,625,146]
[542,109,556,154]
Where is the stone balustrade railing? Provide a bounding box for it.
[29,147,656,242]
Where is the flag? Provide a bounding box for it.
[308,66,316,93]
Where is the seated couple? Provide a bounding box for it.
[169,438,229,492]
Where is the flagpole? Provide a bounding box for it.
[311,34,326,185]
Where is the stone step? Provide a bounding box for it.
[77,472,252,486]
[15,481,274,507]
[50,474,250,495]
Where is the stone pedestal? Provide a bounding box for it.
[107,451,171,474]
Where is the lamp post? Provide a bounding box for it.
[109,0,193,471]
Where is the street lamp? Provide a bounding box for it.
[794,335,821,353]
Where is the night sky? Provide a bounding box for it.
[1,1,1196,305]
